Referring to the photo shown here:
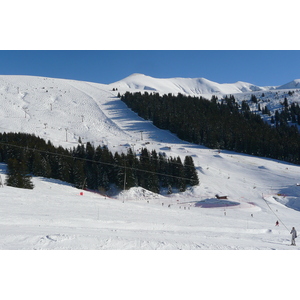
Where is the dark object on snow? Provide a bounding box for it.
[290,227,297,246]
[215,194,228,200]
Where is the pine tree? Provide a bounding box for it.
[113,152,124,189]
[183,156,199,186]
[100,171,110,191]
[5,158,34,189]
[241,100,250,112]
[283,97,288,109]
[125,148,138,188]
[72,159,86,189]
[250,94,258,103]
[32,151,44,176]
[170,156,186,192]
[158,152,168,187]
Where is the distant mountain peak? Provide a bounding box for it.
[277,79,300,90]
[127,73,145,77]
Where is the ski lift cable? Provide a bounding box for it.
[261,193,290,232]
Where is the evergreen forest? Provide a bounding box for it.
[0,132,199,192]
[121,92,300,164]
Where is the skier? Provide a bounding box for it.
[275,220,279,226]
[290,227,297,246]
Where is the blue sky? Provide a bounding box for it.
[0,50,299,86]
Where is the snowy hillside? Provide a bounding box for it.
[1,74,300,250]
[0,75,134,150]
[112,73,300,132]
[277,79,300,90]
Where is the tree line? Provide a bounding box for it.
[0,132,199,192]
[121,92,300,164]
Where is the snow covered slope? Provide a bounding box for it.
[0,75,134,150]
[276,79,300,90]
[1,74,300,250]
[1,157,300,250]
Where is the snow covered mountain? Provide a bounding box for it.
[110,73,279,97]
[1,73,299,150]
[276,79,300,90]
[1,73,300,250]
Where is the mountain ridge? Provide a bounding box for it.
[110,73,299,96]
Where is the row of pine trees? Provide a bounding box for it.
[121,92,300,164]
[0,132,199,192]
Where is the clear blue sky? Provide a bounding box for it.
[0,50,299,86]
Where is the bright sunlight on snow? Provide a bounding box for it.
[0,74,300,250]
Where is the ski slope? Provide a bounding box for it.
[0,74,300,250]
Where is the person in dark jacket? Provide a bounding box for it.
[290,227,297,245]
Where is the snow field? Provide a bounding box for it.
[0,74,299,251]
[0,166,299,250]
